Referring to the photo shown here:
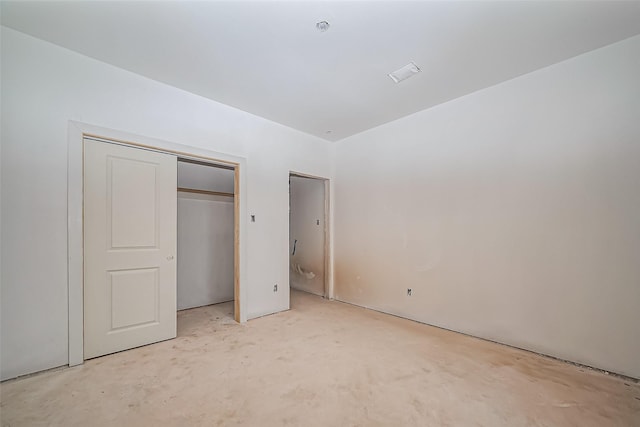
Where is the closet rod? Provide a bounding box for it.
[178,157,235,170]
[177,187,234,197]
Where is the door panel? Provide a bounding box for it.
[109,157,158,248]
[84,139,177,359]
[109,268,159,330]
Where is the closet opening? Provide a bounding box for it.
[69,127,245,365]
[177,158,236,326]
[289,173,329,306]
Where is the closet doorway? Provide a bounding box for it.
[289,173,329,300]
[177,159,236,312]
[73,131,242,363]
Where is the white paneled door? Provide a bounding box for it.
[84,139,177,359]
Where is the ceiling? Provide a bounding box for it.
[3,1,640,142]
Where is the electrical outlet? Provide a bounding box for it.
[274,284,278,292]
[407,288,412,296]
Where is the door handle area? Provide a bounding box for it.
[166,255,175,261]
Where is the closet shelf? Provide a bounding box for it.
[177,187,234,197]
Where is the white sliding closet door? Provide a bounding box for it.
[84,139,177,359]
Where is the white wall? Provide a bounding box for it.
[0,27,331,380]
[178,193,234,310]
[177,161,234,194]
[334,35,640,378]
[289,176,325,296]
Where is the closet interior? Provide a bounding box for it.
[177,159,235,313]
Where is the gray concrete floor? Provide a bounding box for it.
[1,290,639,426]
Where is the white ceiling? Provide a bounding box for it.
[3,1,640,142]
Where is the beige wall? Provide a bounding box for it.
[334,35,640,378]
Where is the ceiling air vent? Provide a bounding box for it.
[388,62,421,83]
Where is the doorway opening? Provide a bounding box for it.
[177,158,236,326]
[289,173,329,305]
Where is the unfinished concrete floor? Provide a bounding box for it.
[1,290,639,426]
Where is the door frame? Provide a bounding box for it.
[288,171,332,300]
[67,121,247,366]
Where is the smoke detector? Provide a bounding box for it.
[316,21,330,32]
